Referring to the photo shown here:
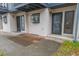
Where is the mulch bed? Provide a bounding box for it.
[9,33,44,46]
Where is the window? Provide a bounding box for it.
[3,16,7,24]
[31,13,40,23]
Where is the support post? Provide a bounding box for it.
[73,3,79,41]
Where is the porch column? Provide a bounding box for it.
[73,3,79,41]
[41,8,51,35]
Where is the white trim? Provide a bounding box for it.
[73,9,77,37]
[61,11,65,35]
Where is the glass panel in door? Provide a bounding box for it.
[52,13,62,34]
[64,11,74,34]
[16,15,25,32]
[21,15,25,31]
[16,16,21,32]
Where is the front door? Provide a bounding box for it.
[52,13,62,35]
[64,11,74,34]
[16,15,25,32]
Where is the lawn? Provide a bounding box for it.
[53,40,79,56]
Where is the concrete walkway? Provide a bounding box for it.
[0,35,61,56]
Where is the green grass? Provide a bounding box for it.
[53,40,79,56]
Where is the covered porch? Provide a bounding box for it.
[2,3,79,41]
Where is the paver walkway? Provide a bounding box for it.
[0,34,61,56]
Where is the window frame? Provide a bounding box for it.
[31,13,40,24]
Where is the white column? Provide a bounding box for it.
[41,8,51,35]
[9,13,17,32]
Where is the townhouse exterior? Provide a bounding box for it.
[0,3,79,41]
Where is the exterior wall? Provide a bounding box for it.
[50,5,76,37]
[27,8,50,36]
[2,12,27,33]
[2,13,11,32]
[0,3,18,32]
[2,13,17,32]
[1,5,77,38]
[2,9,51,35]
[9,13,17,32]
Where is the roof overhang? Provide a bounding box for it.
[0,7,8,14]
[50,3,77,9]
[15,3,47,12]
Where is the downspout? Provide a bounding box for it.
[74,4,79,41]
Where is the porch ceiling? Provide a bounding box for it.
[16,3,47,12]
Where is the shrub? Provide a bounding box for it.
[53,41,79,56]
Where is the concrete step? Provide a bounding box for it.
[44,35,73,43]
[45,37,64,43]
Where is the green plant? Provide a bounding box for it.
[53,40,79,56]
